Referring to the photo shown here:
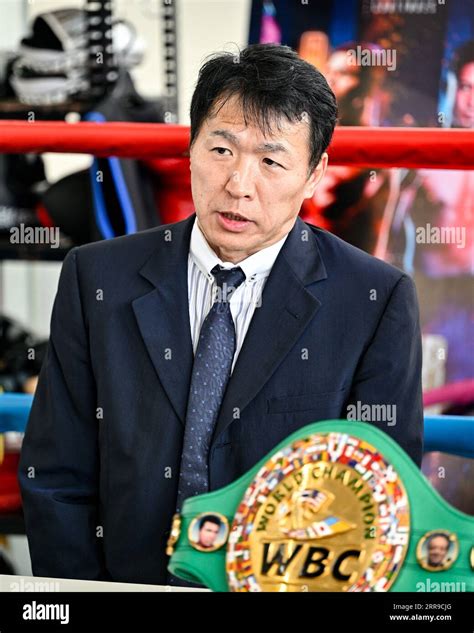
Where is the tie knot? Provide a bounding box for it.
[211,265,246,302]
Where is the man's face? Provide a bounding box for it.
[198,521,220,547]
[326,51,361,100]
[427,536,449,566]
[189,95,327,263]
[455,62,474,128]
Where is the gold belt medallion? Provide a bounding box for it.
[226,431,410,592]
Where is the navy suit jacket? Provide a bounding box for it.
[19,213,423,584]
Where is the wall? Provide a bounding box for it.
[0,0,252,576]
[1,0,251,336]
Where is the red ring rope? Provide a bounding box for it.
[0,121,472,169]
[423,380,474,408]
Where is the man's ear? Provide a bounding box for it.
[303,152,328,199]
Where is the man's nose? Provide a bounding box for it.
[225,161,256,199]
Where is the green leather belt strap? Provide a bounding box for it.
[168,420,473,592]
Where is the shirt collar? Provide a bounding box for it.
[189,216,289,284]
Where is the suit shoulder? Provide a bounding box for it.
[305,222,406,286]
[70,217,189,268]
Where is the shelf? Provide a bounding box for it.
[0,239,73,262]
[0,100,94,121]
[0,509,25,535]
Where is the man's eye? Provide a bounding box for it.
[263,158,282,168]
[212,147,231,155]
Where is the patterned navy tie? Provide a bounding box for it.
[176,264,246,512]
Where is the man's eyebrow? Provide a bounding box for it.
[209,130,290,154]
[255,141,289,154]
[210,130,239,145]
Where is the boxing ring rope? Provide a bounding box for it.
[424,379,474,408]
[1,392,473,457]
[0,121,472,458]
[0,121,473,169]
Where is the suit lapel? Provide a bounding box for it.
[212,217,328,443]
[131,214,327,435]
[132,214,195,426]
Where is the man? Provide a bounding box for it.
[196,516,221,550]
[452,40,474,129]
[426,534,450,568]
[19,44,423,585]
[302,42,391,253]
[324,42,375,126]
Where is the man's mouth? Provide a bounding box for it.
[216,211,253,232]
[219,211,251,222]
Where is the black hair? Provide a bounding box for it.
[190,44,338,173]
[199,515,221,530]
[453,40,474,79]
[428,533,450,548]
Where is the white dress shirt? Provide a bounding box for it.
[187,217,289,373]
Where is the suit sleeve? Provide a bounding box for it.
[346,274,424,466]
[18,247,110,580]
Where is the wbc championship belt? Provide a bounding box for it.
[167,420,474,592]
